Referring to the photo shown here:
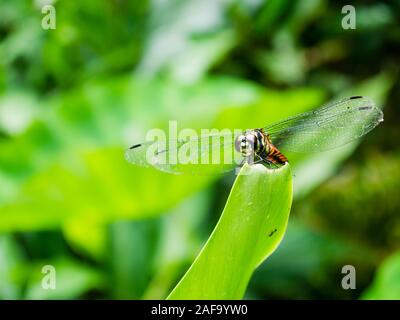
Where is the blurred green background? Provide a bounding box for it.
[0,0,399,299]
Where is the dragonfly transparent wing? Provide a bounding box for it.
[125,132,242,175]
[265,96,384,153]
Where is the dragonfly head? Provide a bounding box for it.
[235,130,266,157]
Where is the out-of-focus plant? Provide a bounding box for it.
[0,0,399,300]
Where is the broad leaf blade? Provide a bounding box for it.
[167,163,293,299]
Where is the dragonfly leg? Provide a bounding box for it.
[244,154,263,165]
[259,153,282,170]
[238,154,282,171]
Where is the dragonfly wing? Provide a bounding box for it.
[125,140,165,168]
[125,132,241,175]
[265,96,384,153]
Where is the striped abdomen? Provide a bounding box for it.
[266,143,288,164]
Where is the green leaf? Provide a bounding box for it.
[62,218,107,261]
[0,235,27,299]
[361,251,400,300]
[109,219,161,299]
[24,258,105,300]
[143,190,211,299]
[167,163,293,299]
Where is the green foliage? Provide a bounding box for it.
[1,0,399,299]
[168,164,292,299]
[362,251,400,300]
[0,77,321,233]
[0,235,26,299]
[24,258,104,300]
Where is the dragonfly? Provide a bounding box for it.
[125,96,383,174]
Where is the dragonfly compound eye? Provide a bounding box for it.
[244,134,257,155]
[234,135,245,154]
[234,134,257,157]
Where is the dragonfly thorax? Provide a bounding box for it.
[234,129,268,157]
